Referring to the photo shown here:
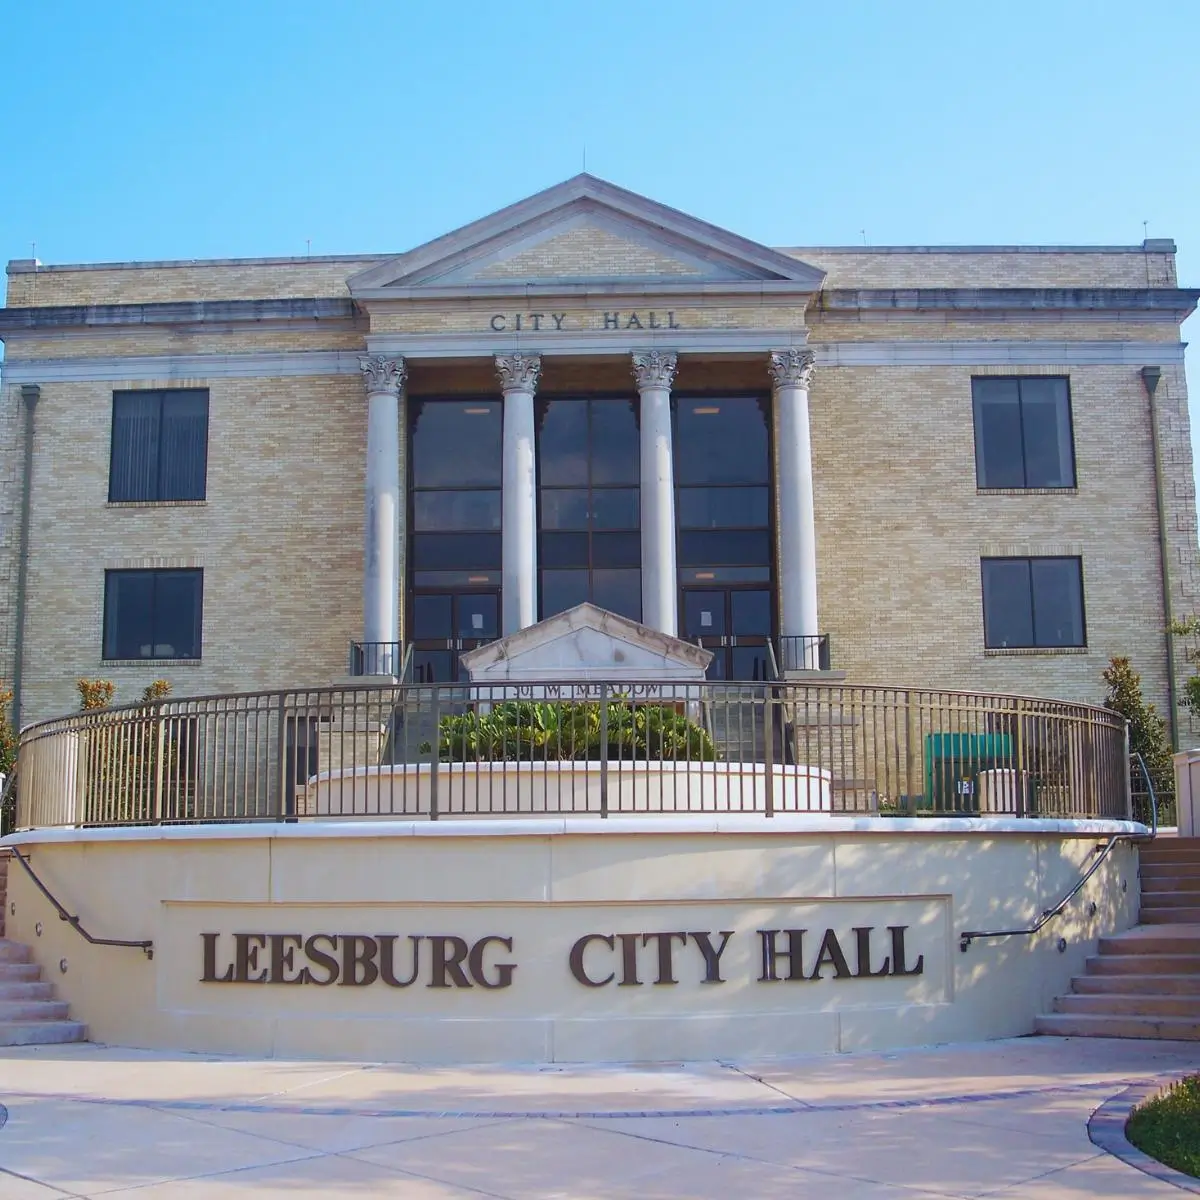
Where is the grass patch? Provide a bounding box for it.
[1126,1074,1200,1179]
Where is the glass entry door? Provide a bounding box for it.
[410,591,499,683]
[681,588,773,681]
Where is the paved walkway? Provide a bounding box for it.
[0,1038,1197,1197]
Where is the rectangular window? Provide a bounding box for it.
[972,377,1075,489]
[981,557,1085,649]
[109,390,209,502]
[103,569,203,660]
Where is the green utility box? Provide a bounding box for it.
[922,732,1020,812]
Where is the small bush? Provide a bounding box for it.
[1127,1074,1200,1179]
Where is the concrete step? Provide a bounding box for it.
[0,962,41,983]
[1141,838,1200,857]
[0,1020,87,1047]
[1099,931,1200,955]
[0,999,70,1021]
[0,939,34,964]
[1141,887,1200,904]
[0,980,54,1000]
[1055,992,1200,1017]
[1072,973,1200,996]
[1141,907,1200,924]
[1087,953,1200,975]
[1035,1012,1200,1040]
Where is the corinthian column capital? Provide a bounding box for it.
[358,355,407,396]
[768,348,815,391]
[631,350,678,391]
[495,353,542,393]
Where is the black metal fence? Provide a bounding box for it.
[777,635,832,672]
[13,681,1131,829]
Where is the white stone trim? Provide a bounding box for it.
[0,814,1149,846]
[2,339,1184,385]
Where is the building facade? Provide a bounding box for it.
[1,175,1197,730]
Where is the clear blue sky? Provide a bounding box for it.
[2,0,1197,467]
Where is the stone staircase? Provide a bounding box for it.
[0,852,88,1046]
[1035,837,1200,1040]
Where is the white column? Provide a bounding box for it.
[770,348,820,668]
[496,353,542,634]
[632,350,679,637]
[358,355,406,675]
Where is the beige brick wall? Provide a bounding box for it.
[16,375,367,724]
[786,248,1178,290]
[5,259,384,307]
[3,329,367,360]
[475,227,704,280]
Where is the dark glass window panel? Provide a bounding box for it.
[1031,558,1085,647]
[683,590,727,637]
[158,391,209,501]
[731,646,771,682]
[104,569,201,660]
[730,589,772,636]
[412,594,453,639]
[679,529,771,567]
[973,379,1024,488]
[412,490,501,531]
[541,570,588,618]
[677,486,768,529]
[413,650,454,684]
[540,489,590,530]
[110,390,208,502]
[981,559,1035,648]
[1020,378,1075,488]
[411,400,502,488]
[540,532,590,568]
[592,569,641,621]
[590,488,640,529]
[591,532,640,569]
[589,399,639,485]
[675,396,769,486]
[457,593,499,640]
[538,400,589,486]
[412,532,501,571]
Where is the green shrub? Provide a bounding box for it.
[1127,1074,1200,1179]
[1103,657,1173,791]
[427,700,717,763]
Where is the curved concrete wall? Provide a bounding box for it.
[1,817,1142,1063]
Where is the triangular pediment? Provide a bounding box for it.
[348,175,825,294]
[461,603,712,681]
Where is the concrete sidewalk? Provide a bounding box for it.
[0,1038,1197,1197]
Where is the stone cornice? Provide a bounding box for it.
[818,287,1200,318]
[0,297,361,334]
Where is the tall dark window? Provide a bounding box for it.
[409,399,503,583]
[109,389,209,502]
[674,396,772,580]
[972,377,1075,489]
[538,397,641,621]
[103,569,203,660]
[981,557,1085,649]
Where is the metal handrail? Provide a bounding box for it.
[765,638,781,683]
[958,750,1156,952]
[7,847,154,959]
[399,642,415,685]
[0,768,17,833]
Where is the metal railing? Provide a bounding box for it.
[777,635,832,672]
[1130,751,1174,830]
[348,641,403,677]
[11,681,1132,829]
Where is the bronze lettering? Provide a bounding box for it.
[617,932,641,987]
[569,934,615,987]
[489,314,506,331]
[625,313,643,330]
[603,312,620,329]
[647,311,661,330]
[759,929,807,982]
[378,935,421,987]
[233,933,269,984]
[339,935,379,987]
[268,933,306,985]
[514,313,522,331]
[852,927,891,978]
[809,929,854,980]
[641,931,687,985]
[689,930,734,984]
[428,935,472,988]
[667,311,680,329]
[529,313,544,331]
[551,313,566,330]
[304,934,340,986]
[889,926,925,976]
[200,932,234,983]
[468,936,515,989]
